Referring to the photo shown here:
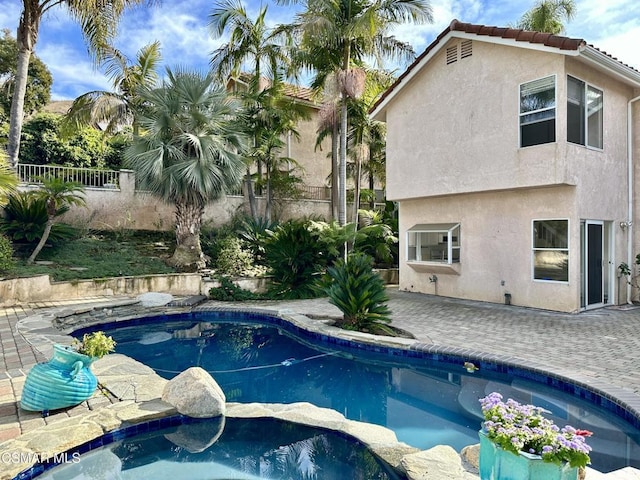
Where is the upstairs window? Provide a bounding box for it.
[567,76,603,149]
[520,75,556,147]
[407,223,460,264]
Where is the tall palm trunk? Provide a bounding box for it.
[8,4,41,168]
[171,200,206,270]
[245,166,258,219]
[264,163,272,221]
[368,168,375,210]
[352,151,362,226]
[339,96,348,227]
[331,123,339,221]
[338,45,351,227]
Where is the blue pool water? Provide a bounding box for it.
[33,417,401,480]
[81,310,640,473]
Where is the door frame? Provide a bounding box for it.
[580,220,612,310]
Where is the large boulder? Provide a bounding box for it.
[162,367,226,418]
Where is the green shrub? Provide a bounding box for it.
[237,215,278,262]
[212,236,255,276]
[263,219,326,298]
[324,252,393,335]
[0,233,15,273]
[0,192,77,247]
[354,209,398,267]
[209,276,257,301]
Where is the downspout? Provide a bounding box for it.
[626,95,640,304]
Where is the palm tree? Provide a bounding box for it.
[347,69,392,223]
[287,0,433,225]
[209,0,291,82]
[516,0,576,34]
[125,68,246,270]
[26,176,86,264]
[63,42,162,136]
[7,0,159,169]
[208,0,293,219]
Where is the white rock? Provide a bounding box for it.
[162,367,226,418]
[137,292,173,307]
[401,445,465,480]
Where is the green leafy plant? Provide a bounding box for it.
[208,276,257,301]
[0,233,15,273]
[264,218,347,299]
[480,392,592,469]
[211,236,255,276]
[354,209,398,266]
[324,252,393,334]
[0,191,77,246]
[237,215,278,262]
[74,331,116,358]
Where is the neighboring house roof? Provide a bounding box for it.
[42,100,73,115]
[371,19,640,119]
[228,73,318,106]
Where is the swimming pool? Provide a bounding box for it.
[76,309,640,473]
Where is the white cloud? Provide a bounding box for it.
[37,43,112,100]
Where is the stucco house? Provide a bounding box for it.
[371,20,640,313]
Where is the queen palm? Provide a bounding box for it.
[288,0,433,225]
[516,0,576,34]
[125,68,246,270]
[209,0,293,219]
[63,42,162,136]
[238,80,309,220]
[7,0,159,168]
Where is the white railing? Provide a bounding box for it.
[17,164,121,189]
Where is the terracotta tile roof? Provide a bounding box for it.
[371,19,640,115]
[232,73,317,104]
[282,83,315,103]
[449,19,584,50]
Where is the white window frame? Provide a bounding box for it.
[519,75,557,148]
[532,218,569,283]
[407,223,460,264]
[567,75,603,150]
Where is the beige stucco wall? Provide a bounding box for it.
[383,37,640,311]
[21,170,333,232]
[286,115,332,187]
[399,188,585,312]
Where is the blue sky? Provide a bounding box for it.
[1,0,639,100]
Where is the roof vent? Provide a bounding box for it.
[446,45,458,65]
[461,40,472,58]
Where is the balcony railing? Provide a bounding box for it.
[17,164,121,189]
[227,184,332,201]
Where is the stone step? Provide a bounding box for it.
[168,295,208,307]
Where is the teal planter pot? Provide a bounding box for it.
[20,344,98,413]
[479,430,578,480]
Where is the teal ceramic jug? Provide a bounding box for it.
[20,344,98,413]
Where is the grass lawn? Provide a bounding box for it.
[7,230,178,282]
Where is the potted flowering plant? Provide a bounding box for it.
[73,331,117,359]
[20,332,116,413]
[479,392,592,480]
